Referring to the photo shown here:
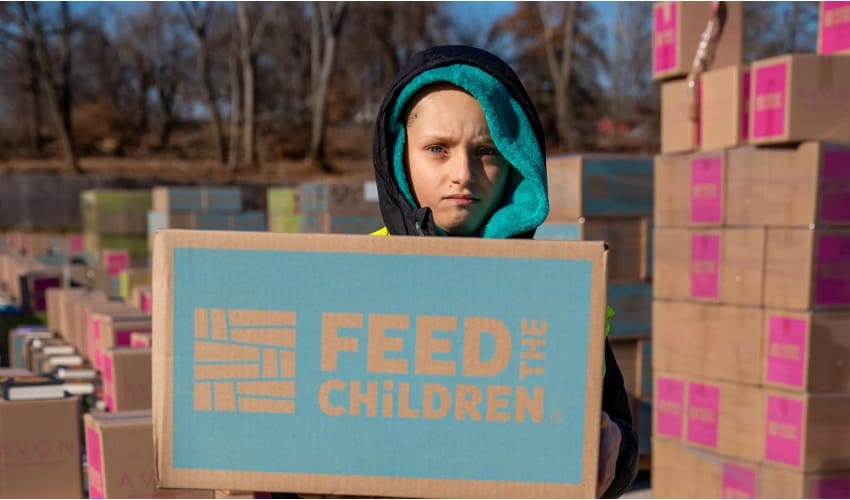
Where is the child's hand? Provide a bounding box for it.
[597,411,622,498]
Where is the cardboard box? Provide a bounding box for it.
[7,326,54,369]
[759,465,850,498]
[654,372,763,462]
[86,304,140,366]
[750,54,850,145]
[131,284,153,314]
[153,230,606,497]
[652,1,743,81]
[153,187,242,213]
[119,268,152,301]
[607,283,652,338]
[761,389,850,472]
[0,396,83,498]
[546,155,654,219]
[131,332,152,348]
[81,190,152,236]
[764,228,850,310]
[297,213,383,235]
[655,150,727,227]
[652,437,758,499]
[104,347,152,411]
[92,312,152,371]
[538,218,651,282]
[700,65,750,151]
[818,1,850,54]
[267,214,300,234]
[267,187,299,215]
[653,301,763,385]
[46,287,63,332]
[762,310,850,393]
[85,232,149,265]
[84,411,214,499]
[653,227,766,306]
[661,78,700,154]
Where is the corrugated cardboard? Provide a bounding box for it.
[660,78,699,154]
[119,268,152,301]
[699,65,750,151]
[537,218,651,282]
[652,1,743,80]
[66,291,109,351]
[750,54,850,145]
[764,228,850,310]
[653,301,763,385]
[655,150,727,227]
[104,347,152,411]
[84,232,149,266]
[86,304,140,367]
[131,284,154,313]
[267,214,300,234]
[652,437,758,499]
[266,187,299,215]
[131,332,153,348]
[81,190,152,235]
[0,396,83,498]
[153,230,606,498]
[297,181,380,216]
[759,465,850,498]
[153,187,242,213]
[84,411,213,499]
[545,154,654,219]
[818,1,850,54]
[607,283,652,338]
[94,313,152,371]
[762,310,850,393]
[653,227,766,306]
[297,213,382,235]
[655,372,764,462]
[761,389,850,472]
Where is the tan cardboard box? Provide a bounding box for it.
[131,284,153,313]
[131,331,153,348]
[86,304,141,367]
[153,230,606,498]
[653,227,766,306]
[653,301,763,386]
[764,228,850,310]
[654,150,727,227]
[724,142,850,227]
[652,437,758,498]
[545,154,654,219]
[750,54,850,145]
[0,396,83,498]
[654,372,763,462]
[759,465,850,498]
[661,78,700,153]
[760,389,850,472]
[64,290,108,352]
[652,1,743,81]
[700,65,750,151]
[104,347,152,411]
[84,411,213,499]
[818,1,850,55]
[92,312,151,370]
[46,287,63,332]
[762,310,850,394]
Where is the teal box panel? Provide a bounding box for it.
[169,247,597,485]
[581,159,654,216]
[535,223,582,241]
[607,283,652,337]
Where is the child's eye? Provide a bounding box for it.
[426,145,446,154]
[477,146,499,157]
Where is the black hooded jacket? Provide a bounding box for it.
[371,45,639,498]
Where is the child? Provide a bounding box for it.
[370,45,638,498]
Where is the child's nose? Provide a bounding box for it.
[448,151,474,185]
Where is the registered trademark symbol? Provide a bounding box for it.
[550,410,564,423]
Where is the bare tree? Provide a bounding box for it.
[537,2,578,151]
[180,1,225,163]
[307,1,348,170]
[235,2,271,167]
[227,36,241,177]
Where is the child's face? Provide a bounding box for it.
[404,88,509,236]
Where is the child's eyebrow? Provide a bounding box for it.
[417,133,495,144]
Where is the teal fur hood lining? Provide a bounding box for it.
[388,64,549,239]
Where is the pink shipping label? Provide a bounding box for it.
[687,382,720,448]
[86,427,104,499]
[765,395,804,467]
[741,70,751,141]
[691,234,721,299]
[103,250,130,277]
[815,234,850,306]
[752,62,788,139]
[809,475,850,498]
[115,327,150,346]
[68,234,84,253]
[820,149,850,223]
[819,2,850,54]
[722,463,757,499]
[691,156,724,223]
[766,316,807,388]
[131,335,150,348]
[141,292,152,313]
[656,376,685,438]
[654,2,678,73]
[696,81,702,146]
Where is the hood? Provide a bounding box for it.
[372,45,549,239]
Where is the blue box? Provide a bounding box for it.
[153,232,607,497]
[607,283,652,338]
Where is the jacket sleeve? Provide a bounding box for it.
[600,337,639,498]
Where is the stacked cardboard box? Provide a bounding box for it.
[652,8,850,495]
[538,153,655,460]
[0,251,62,314]
[81,190,152,268]
[268,181,382,235]
[148,186,265,252]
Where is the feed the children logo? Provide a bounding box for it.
[193,308,549,424]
